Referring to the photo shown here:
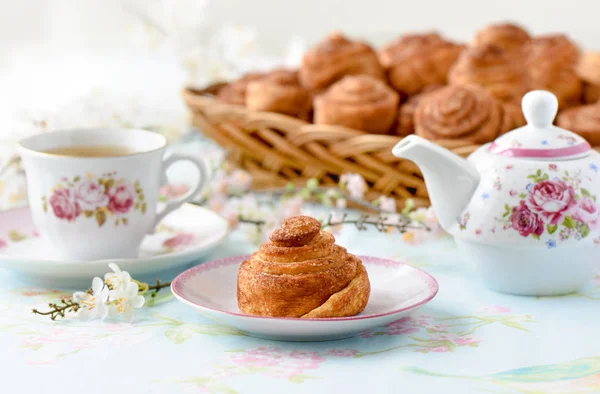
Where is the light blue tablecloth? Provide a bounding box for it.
[2,223,600,394]
[1,133,600,394]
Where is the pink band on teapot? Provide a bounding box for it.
[488,142,591,158]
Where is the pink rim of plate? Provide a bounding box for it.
[488,141,591,158]
[171,255,439,322]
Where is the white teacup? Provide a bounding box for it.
[18,128,207,260]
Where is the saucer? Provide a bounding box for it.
[0,204,228,286]
[172,255,439,342]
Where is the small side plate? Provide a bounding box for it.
[172,255,439,341]
[0,204,228,286]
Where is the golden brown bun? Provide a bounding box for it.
[237,216,371,318]
[245,69,312,118]
[217,72,266,105]
[471,22,530,59]
[448,44,527,103]
[523,34,582,108]
[501,102,527,134]
[395,85,443,137]
[577,52,600,104]
[299,32,385,91]
[314,75,400,134]
[379,32,463,95]
[583,83,600,104]
[414,84,503,143]
[556,103,600,145]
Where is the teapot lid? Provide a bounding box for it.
[488,90,591,160]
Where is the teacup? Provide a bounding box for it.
[18,128,207,260]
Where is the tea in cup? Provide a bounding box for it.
[18,128,207,260]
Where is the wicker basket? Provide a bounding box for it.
[183,85,482,208]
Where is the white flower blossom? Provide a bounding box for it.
[340,173,367,200]
[336,198,348,209]
[72,277,109,320]
[376,196,397,213]
[108,281,145,322]
[104,263,132,291]
[226,169,252,195]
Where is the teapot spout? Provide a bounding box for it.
[392,135,480,232]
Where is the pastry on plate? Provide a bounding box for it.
[237,216,371,318]
[395,85,443,137]
[414,84,503,143]
[246,69,312,118]
[523,34,582,108]
[556,103,600,146]
[217,72,265,105]
[379,32,463,95]
[314,75,399,134]
[299,32,384,91]
[448,44,527,103]
[576,51,600,104]
[471,22,530,60]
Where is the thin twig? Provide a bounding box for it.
[31,299,81,321]
[147,279,172,298]
[193,186,388,213]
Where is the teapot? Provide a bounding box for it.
[393,90,600,296]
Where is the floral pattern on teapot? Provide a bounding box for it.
[496,168,599,247]
[458,161,600,249]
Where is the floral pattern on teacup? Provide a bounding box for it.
[41,172,146,227]
[496,168,600,247]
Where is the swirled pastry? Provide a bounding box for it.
[556,103,600,145]
[246,69,312,118]
[577,52,600,104]
[524,34,579,69]
[523,34,582,108]
[299,32,384,91]
[314,75,399,134]
[237,216,371,318]
[395,85,443,137]
[217,72,265,105]
[448,44,527,103]
[501,102,526,134]
[414,84,503,143]
[379,32,463,95]
[471,22,530,60]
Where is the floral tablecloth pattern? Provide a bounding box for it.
[2,134,600,394]
[2,226,600,394]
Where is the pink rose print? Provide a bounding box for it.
[453,337,480,346]
[49,188,81,221]
[107,184,135,214]
[159,183,190,201]
[43,173,145,227]
[572,197,600,229]
[477,305,510,314]
[510,201,543,237]
[76,180,109,211]
[431,346,450,353]
[527,180,575,224]
[0,239,6,249]
[163,233,197,250]
[228,347,325,379]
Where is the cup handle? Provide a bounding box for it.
[150,153,207,233]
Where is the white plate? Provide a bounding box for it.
[0,204,228,286]
[172,255,439,341]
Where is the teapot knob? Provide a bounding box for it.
[521,90,558,128]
